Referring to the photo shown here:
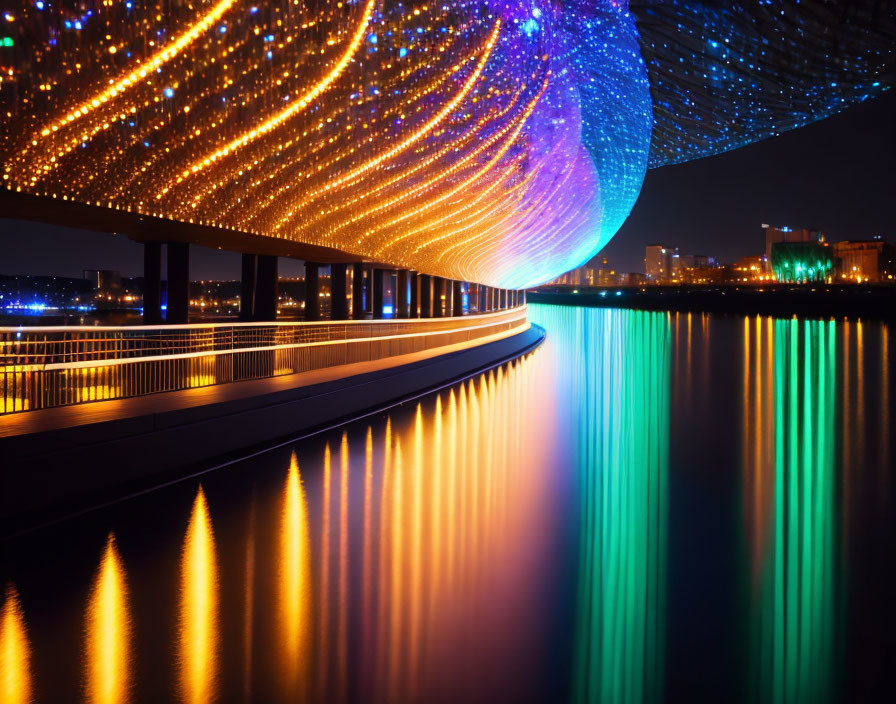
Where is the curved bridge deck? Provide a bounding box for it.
[1,310,542,532]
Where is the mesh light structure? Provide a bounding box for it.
[1,1,893,287]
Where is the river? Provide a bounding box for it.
[2,304,893,703]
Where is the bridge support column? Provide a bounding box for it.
[432,277,445,318]
[372,268,385,319]
[444,278,453,317]
[396,270,410,318]
[363,266,374,318]
[255,255,278,321]
[166,242,190,324]
[240,253,257,322]
[452,280,464,317]
[304,262,320,321]
[419,274,432,318]
[351,263,364,319]
[409,272,419,318]
[143,242,162,325]
[522,290,527,306]
[331,263,348,320]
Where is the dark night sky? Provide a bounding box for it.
[1,91,894,279]
[604,89,896,272]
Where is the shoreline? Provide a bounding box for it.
[528,284,896,321]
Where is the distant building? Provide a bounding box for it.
[547,266,589,287]
[731,256,771,283]
[763,225,823,268]
[677,254,710,270]
[645,245,678,282]
[546,255,618,287]
[832,238,895,283]
[83,269,122,292]
[770,242,833,283]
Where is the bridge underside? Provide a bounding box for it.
[1,190,363,264]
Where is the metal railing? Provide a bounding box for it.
[0,307,528,415]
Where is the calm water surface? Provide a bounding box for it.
[2,304,894,703]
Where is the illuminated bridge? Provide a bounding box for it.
[1,1,892,293]
[0,1,893,500]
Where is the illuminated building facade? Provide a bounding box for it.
[763,225,823,269]
[546,256,617,287]
[0,2,893,289]
[833,238,895,283]
[644,245,677,283]
[732,256,771,283]
[770,241,833,283]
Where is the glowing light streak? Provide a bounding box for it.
[272,19,503,235]
[294,83,529,240]
[0,585,31,704]
[178,487,219,704]
[278,453,311,697]
[210,35,478,226]
[3,1,890,287]
[336,434,350,703]
[316,443,332,698]
[15,0,237,173]
[172,0,377,189]
[365,74,550,252]
[84,535,131,704]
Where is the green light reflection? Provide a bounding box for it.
[532,306,670,704]
[744,318,838,704]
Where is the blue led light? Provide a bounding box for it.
[632,0,894,167]
[521,18,539,36]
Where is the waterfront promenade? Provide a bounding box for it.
[1,306,542,531]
